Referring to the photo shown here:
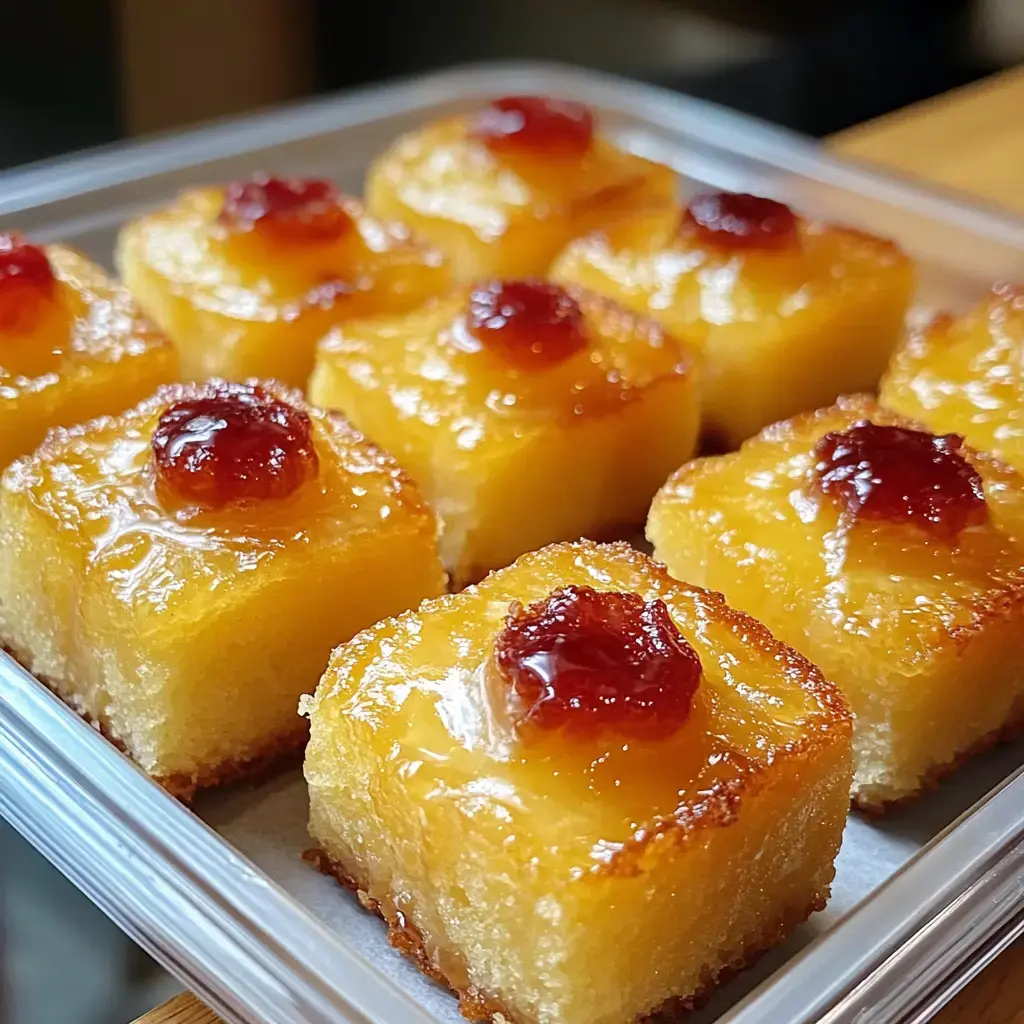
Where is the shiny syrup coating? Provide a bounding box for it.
[467,279,588,369]
[474,95,595,158]
[813,421,988,539]
[218,174,352,243]
[683,191,798,250]
[152,382,319,509]
[495,585,702,741]
[0,233,56,331]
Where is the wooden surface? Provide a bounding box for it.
[131,67,1024,1024]
[132,993,219,1024]
[831,64,1024,214]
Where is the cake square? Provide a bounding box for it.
[365,95,676,281]
[0,379,445,800]
[308,279,699,587]
[0,234,177,469]
[303,540,852,1024]
[648,395,1024,808]
[551,191,914,448]
[881,283,1024,474]
[116,175,449,388]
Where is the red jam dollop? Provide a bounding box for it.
[474,96,594,159]
[152,382,319,509]
[495,585,702,741]
[0,233,56,331]
[813,421,988,539]
[467,279,588,369]
[683,191,798,250]
[218,175,352,243]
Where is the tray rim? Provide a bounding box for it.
[3,58,1024,249]
[1,59,1023,1024]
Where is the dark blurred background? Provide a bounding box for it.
[2,0,1024,172]
[2,1,1022,1021]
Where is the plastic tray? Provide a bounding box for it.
[2,62,1024,1024]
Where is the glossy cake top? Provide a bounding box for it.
[4,379,437,612]
[305,540,849,876]
[880,284,1024,473]
[0,237,173,393]
[550,191,911,332]
[367,97,674,240]
[650,395,1024,663]
[315,280,694,449]
[122,177,448,321]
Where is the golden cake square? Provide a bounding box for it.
[551,192,913,447]
[308,279,699,586]
[648,395,1024,808]
[0,233,177,469]
[117,175,449,387]
[304,540,852,1024]
[0,379,445,799]
[365,95,676,281]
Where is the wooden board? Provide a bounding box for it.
[830,64,1024,215]
[132,993,220,1024]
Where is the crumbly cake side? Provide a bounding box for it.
[304,847,832,1024]
[154,725,308,802]
[853,698,1024,815]
[3,646,306,804]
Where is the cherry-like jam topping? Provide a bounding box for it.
[467,279,588,369]
[0,233,56,331]
[495,586,702,741]
[474,96,594,159]
[813,421,988,539]
[683,192,798,250]
[218,175,351,243]
[152,382,318,510]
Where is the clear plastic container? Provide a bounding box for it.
[1,62,1023,1024]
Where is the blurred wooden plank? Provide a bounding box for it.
[116,0,313,137]
[830,65,1024,214]
[131,992,220,1024]
[931,940,1024,1024]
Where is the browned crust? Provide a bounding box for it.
[153,723,307,803]
[305,845,828,1024]
[449,522,649,592]
[3,646,306,805]
[853,697,1024,815]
